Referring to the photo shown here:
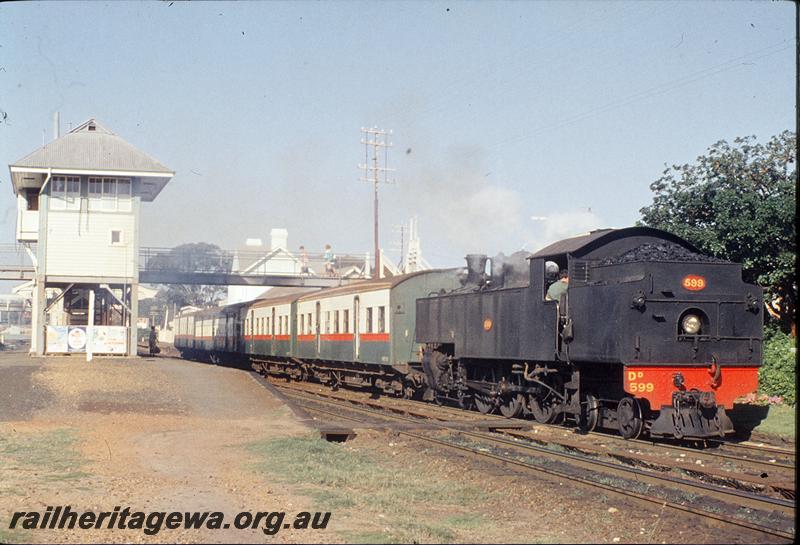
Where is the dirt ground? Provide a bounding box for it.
[0,352,789,544]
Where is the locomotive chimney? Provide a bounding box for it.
[465,254,488,285]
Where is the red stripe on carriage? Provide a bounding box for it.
[360,333,389,342]
[320,333,354,342]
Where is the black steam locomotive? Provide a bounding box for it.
[416,227,762,439]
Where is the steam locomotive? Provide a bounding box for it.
[175,227,763,440]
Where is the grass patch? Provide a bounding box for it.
[246,435,488,543]
[753,404,796,438]
[441,513,487,529]
[0,428,88,496]
[0,526,29,544]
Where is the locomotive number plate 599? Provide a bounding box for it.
[682,274,707,291]
[627,370,654,393]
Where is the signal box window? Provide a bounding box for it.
[50,176,80,211]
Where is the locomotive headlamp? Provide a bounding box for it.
[681,314,701,335]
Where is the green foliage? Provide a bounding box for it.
[759,328,797,405]
[754,404,795,438]
[639,131,796,331]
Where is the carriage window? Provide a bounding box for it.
[308,313,312,334]
[284,316,289,334]
[342,309,349,333]
[334,310,340,334]
[325,311,330,334]
[378,306,386,333]
[366,307,373,333]
[300,314,305,334]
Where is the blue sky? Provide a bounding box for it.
[0,0,794,268]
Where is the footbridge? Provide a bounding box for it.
[0,244,369,288]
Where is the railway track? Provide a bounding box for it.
[266,379,794,541]
[267,377,794,487]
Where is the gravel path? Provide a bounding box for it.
[0,352,328,544]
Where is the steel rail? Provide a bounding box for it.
[283,389,794,541]
[279,386,794,514]
[272,379,795,473]
[712,440,795,458]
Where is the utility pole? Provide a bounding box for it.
[391,223,405,272]
[359,127,394,278]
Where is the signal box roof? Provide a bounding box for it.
[9,118,174,200]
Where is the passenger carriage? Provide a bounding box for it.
[251,270,462,393]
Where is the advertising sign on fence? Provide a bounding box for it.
[45,325,69,353]
[68,327,88,352]
[92,326,128,354]
[46,325,128,354]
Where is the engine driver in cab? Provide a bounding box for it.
[546,269,569,301]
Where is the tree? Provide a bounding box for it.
[639,131,796,333]
[145,242,232,310]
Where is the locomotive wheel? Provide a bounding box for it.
[617,397,644,439]
[474,393,496,415]
[499,394,525,418]
[580,394,600,432]
[530,395,558,424]
[529,375,563,424]
[456,389,471,410]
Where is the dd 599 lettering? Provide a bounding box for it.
[627,371,654,393]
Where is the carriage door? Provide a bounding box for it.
[315,302,321,355]
[271,307,276,354]
[353,296,361,360]
[248,310,255,353]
